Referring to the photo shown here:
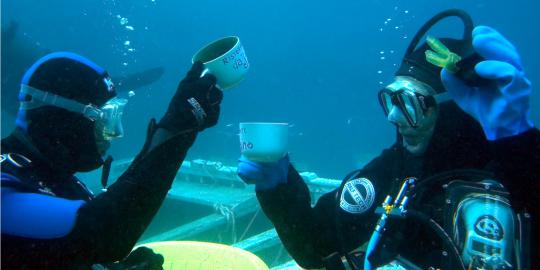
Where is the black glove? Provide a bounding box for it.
[158,61,223,132]
[107,247,164,270]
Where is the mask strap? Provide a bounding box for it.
[405,9,474,57]
[19,84,103,121]
[423,92,452,110]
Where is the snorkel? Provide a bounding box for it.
[394,9,475,93]
[421,9,495,88]
[425,36,494,88]
[425,36,462,73]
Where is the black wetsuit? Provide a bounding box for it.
[1,125,197,269]
[256,102,540,269]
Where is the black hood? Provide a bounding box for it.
[394,9,474,93]
[395,38,475,93]
[14,52,116,173]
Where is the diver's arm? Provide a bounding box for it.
[256,164,332,268]
[237,156,330,267]
[256,147,398,268]
[489,127,540,264]
[256,164,375,269]
[68,62,222,264]
[148,127,174,151]
[489,128,540,207]
[69,125,197,263]
[440,26,539,265]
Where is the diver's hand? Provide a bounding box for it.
[237,155,289,191]
[104,247,164,270]
[441,26,534,140]
[158,61,223,133]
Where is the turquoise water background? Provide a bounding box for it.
[2,0,539,179]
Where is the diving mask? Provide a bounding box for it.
[19,84,127,140]
[378,80,450,128]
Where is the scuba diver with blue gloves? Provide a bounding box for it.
[1,52,223,269]
[238,9,539,270]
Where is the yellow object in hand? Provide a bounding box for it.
[425,36,462,73]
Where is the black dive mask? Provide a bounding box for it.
[378,85,450,128]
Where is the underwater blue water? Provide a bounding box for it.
[2,0,539,179]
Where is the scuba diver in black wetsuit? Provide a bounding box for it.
[1,52,223,269]
[237,10,540,270]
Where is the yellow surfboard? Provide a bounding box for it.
[137,241,269,270]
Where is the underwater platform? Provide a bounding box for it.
[78,158,342,269]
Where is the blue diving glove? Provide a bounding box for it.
[237,155,289,191]
[441,26,534,140]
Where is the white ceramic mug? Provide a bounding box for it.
[239,122,288,162]
[192,36,249,90]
